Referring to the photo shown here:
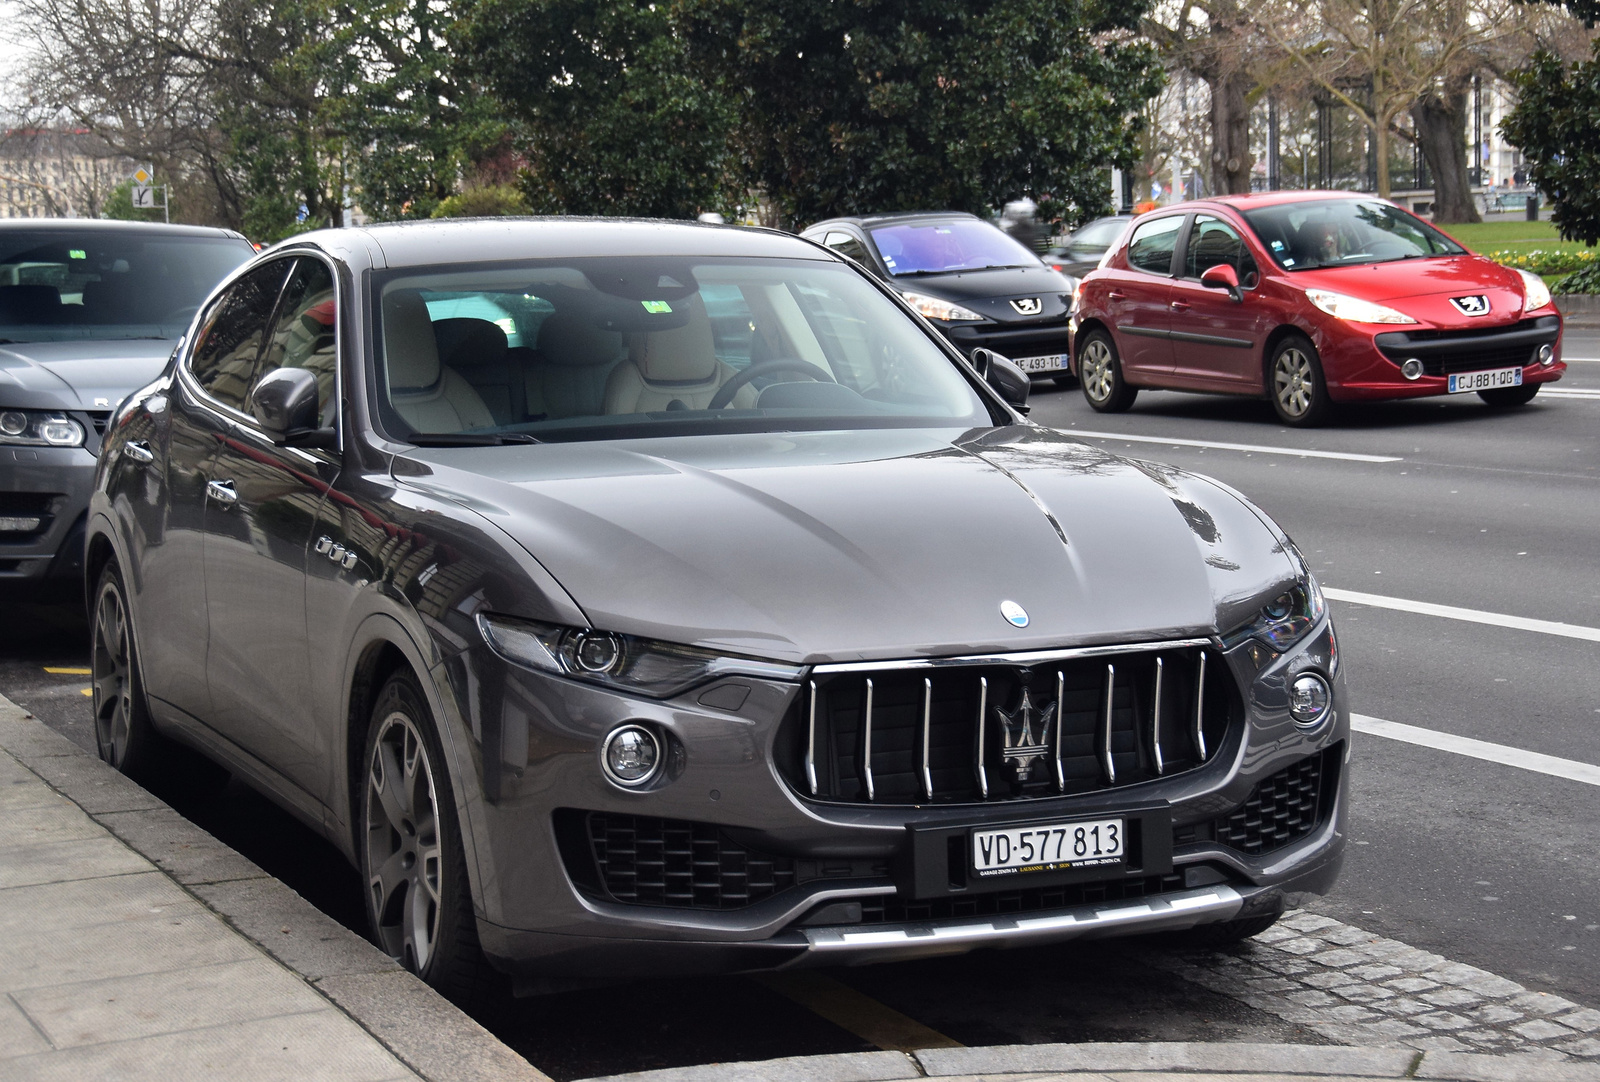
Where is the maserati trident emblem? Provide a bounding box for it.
[1000,600,1029,627]
[1450,295,1490,316]
[998,685,1056,781]
[1010,297,1043,316]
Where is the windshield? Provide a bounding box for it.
[1240,199,1465,271]
[371,256,992,444]
[1068,218,1129,250]
[0,230,253,343]
[868,219,1042,277]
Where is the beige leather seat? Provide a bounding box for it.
[527,311,625,420]
[383,290,494,432]
[602,293,757,414]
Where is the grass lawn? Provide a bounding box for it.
[1439,220,1593,255]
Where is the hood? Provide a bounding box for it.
[1288,254,1529,326]
[398,426,1298,664]
[891,264,1074,325]
[0,338,175,412]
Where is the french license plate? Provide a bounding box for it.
[971,817,1125,878]
[1014,353,1068,373]
[1448,367,1522,394]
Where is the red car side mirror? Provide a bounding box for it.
[1200,263,1243,303]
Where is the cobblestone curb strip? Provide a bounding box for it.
[579,1043,1600,1082]
[0,695,548,1082]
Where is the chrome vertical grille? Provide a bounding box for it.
[784,642,1237,806]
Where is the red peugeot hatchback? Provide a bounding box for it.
[1070,192,1566,425]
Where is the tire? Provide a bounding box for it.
[1168,911,1283,949]
[1478,383,1540,407]
[91,562,159,778]
[361,670,500,1004]
[1078,329,1138,413]
[1268,335,1331,426]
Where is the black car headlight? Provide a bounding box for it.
[1221,577,1326,653]
[476,613,802,698]
[0,409,85,447]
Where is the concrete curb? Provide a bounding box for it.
[1555,295,1600,328]
[576,1042,1600,1082]
[0,696,548,1082]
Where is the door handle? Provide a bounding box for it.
[1170,300,1191,311]
[123,440,154,464]
[205,479,237,505]
[1107,291,1126,301]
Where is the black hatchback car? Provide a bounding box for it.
[88,218,1346,999]
[801,212,1080,384]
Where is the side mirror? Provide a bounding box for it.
[971,347,1031,414]
[1200,263,1243,303]
[250,367,335,448]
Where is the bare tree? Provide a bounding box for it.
[1145,0,1264,195]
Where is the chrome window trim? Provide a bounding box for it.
[808,637,1216,675]
[175,248,345,457]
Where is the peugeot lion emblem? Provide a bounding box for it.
[1010,297,1042,316]
[999,685,1056,781]
[1449,295,1490,316]
[1000,600,1029,627]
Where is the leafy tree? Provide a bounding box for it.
[675,0,1164,228]
[458,0,736,218]
[432,184,531,217]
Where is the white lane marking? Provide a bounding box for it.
[1541,387,1600,398]
[1559,356,1600,362]
[1324,587,1600,644]
[1066,430,1402,463]
[1353,715,1600,788]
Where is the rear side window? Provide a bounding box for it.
[188,261,291,411]
[1126,217,1183,275]
[255,258,337,426]
[1184,216,1259,286]
[823,231,870,266]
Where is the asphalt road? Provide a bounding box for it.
[3,330,1595,1077]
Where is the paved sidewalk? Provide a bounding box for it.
[0,696,545,1082]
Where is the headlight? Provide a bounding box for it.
[1517,268,1552,314]
[899,290,984,322]
[1303,289,1417,325]
[1221,577,1327,653]
[0,409,85,447]
[476,613,802,698]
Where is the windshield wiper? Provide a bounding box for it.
[407,432,541,446]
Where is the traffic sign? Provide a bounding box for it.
[131,185,154,208]
[132,166,152,185]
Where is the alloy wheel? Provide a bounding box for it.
[1080,338,1115,404]
[365,712,443,974]
[91,582,135,766]
[1273,347,1316,418]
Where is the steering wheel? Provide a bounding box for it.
[708,358,836,409]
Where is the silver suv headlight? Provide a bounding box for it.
[0,409,85,447]
[477,614,802,698]
[1221,576,1327,653]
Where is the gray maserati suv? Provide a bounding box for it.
[87,218,1346,999]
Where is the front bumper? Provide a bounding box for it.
[0,445,98,587]
[1321,312,1566,401]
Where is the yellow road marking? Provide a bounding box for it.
[80,688,93,697]
[752,971,962,1052]
[45,667,91,675]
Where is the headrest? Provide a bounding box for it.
[432,317,506,370]
[630,294,718,384]
[0,284,62,323]
[537,311,623,368]
[382,290,440,390]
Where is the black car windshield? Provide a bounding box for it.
[372,256,993,444]
[1241,199,1466,271]
[868,218,1041,277]
[1067,217,1129,250]
[0,230,252,343]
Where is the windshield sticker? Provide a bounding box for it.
[1271,240,1285,251]
[69,249,87,260]
[641,300,673,314]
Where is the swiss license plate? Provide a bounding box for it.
[1014,353,1068,373]
[971,817,1125,878]
[1448,367,1522,394]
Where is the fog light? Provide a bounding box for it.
[1538,344,1555,367]
[1289,672,1332,726]
[0,516,43,532]
[1400,357,1424,381]
[602,725,661,788]
[0,411,25,436]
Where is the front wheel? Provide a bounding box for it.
[1268,335,1331,426]
[1478,383,1540,407]
[1078,330,1138,413]
[91,563,159,778]
[361,670,500,1003]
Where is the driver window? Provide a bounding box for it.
[254,258,337,427]
[1184,216,1259,287]
[1125,216,1183,275]
[188,261,292,411]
